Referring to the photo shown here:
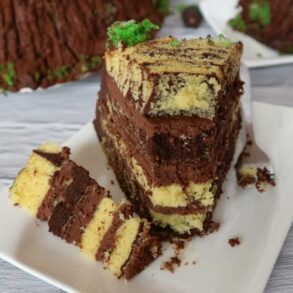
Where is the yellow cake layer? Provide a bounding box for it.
[105,37,242,117]
[150,209,207,234]
[107,217,141,277]
[10,144,61,216]
[131,156,214,208]
[81,197,117,259]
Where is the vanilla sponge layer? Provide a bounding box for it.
[10,145,61,216]
[150,209,207,234]
[81,197,117,259]
[107,217,140,277]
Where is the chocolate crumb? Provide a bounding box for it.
[192,260,196,265]
[161,239,187,273]
[200,221,220,237]
[110,180,115,185]
[228,237,241,247]
[161,256,181,273]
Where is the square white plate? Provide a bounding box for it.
[0,71,293,292]
[199,0,293,68]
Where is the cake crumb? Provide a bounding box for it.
[184,261,189,266]
[228,237,241,247]
[110,180,115,185]
[200,221,220,237]
[160,256,181,273]
[192,260,196,265]
[160,239,186,273]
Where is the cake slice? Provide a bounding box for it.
[10,143,161,280]
[95,34,243,235]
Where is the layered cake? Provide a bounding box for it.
[95,35,243,235]
[10,143,161,279]
[228,0,293,53]
[0,0,166,93]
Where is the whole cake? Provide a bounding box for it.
[228,0,293,53]
[95,35,243,235]
[10,143,161,279]
[0,0,166,93]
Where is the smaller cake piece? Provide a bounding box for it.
[10,143,70,220]
[10,143,161,280]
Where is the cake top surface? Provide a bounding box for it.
[105,36,242,118]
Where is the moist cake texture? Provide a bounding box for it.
[228,0,293,53]
[10,143,161,280]
[0,0,165,93]
[95,35,243,235]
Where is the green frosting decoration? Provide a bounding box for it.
[216,34,234,47]
[249,0,271,26]
[228,13,247,31]
[169,39,183,47]
[107,19,160,48]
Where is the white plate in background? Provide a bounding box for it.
[199,0,293,68]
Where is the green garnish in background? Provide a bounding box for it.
[228,13,247,31]
[0,63,15,87]
[47,65,70,80]
[153,0,170,15]
[107,19,159,48]
[175,2,186,13]
[249,0,271,26]
[81,55,102,73]
[54,66,69,79]
[169,39,183,47]
[34,71,41,82]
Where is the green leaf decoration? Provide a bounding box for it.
[107,19,160,48]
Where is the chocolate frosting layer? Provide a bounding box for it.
[33,147,70,167]
[64,182,109,245]
[48,161,91,237]
[122,222,161,280]
[95,203,134,261]
[36,147,70,221]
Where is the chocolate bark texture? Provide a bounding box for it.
[0,0,164,93]
[229,0,293,53]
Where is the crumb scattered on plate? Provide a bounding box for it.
[228,237,241,247]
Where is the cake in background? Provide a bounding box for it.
[95,21,244,236]
[10,143,161,280]
[0,0,167,94]
[228,0,293,53]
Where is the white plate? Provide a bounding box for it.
[1,75,293,291]
[199,0,293,68]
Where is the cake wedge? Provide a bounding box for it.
[95,33,243,235]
